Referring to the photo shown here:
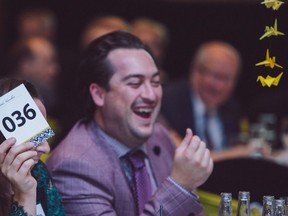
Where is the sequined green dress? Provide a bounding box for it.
[9,160,66,216]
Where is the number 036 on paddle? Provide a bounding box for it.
[0,84,54,147]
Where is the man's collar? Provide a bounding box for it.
[92,121,147,158]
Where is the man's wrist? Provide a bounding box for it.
[167,176,199,200]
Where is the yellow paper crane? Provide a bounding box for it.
[259,19,285,40]
[261,0,284,10]
[255,49,283,69]
[257,72,283,87]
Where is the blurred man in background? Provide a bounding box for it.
[161,41,269,160]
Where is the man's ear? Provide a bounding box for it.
[89,83,105,107]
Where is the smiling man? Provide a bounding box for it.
[161,41,249,161]
[47,31,213,216]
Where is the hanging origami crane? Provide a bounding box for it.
[255,49,283,69]
[257,72,283,87]
[261,0,284,10]
[259,19,285,40]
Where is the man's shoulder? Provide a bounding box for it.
[47,120,112,165]
[53,120,92,149]
[148,123,175,151]
[151,122,169,135]
[220,97,241,117]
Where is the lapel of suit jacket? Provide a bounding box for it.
[146,137,172,187]
[87,121,135,200]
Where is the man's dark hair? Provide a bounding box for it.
[78,30,154,118]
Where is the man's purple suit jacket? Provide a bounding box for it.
[46,120,203,216]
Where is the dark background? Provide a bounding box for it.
[1,0,288,121]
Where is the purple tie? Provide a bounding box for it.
[127,150,152,215]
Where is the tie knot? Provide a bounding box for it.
[127,150,146,170]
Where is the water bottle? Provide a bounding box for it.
[236,191,250,216]
[262,195,274,216]
[219,192,233,216]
